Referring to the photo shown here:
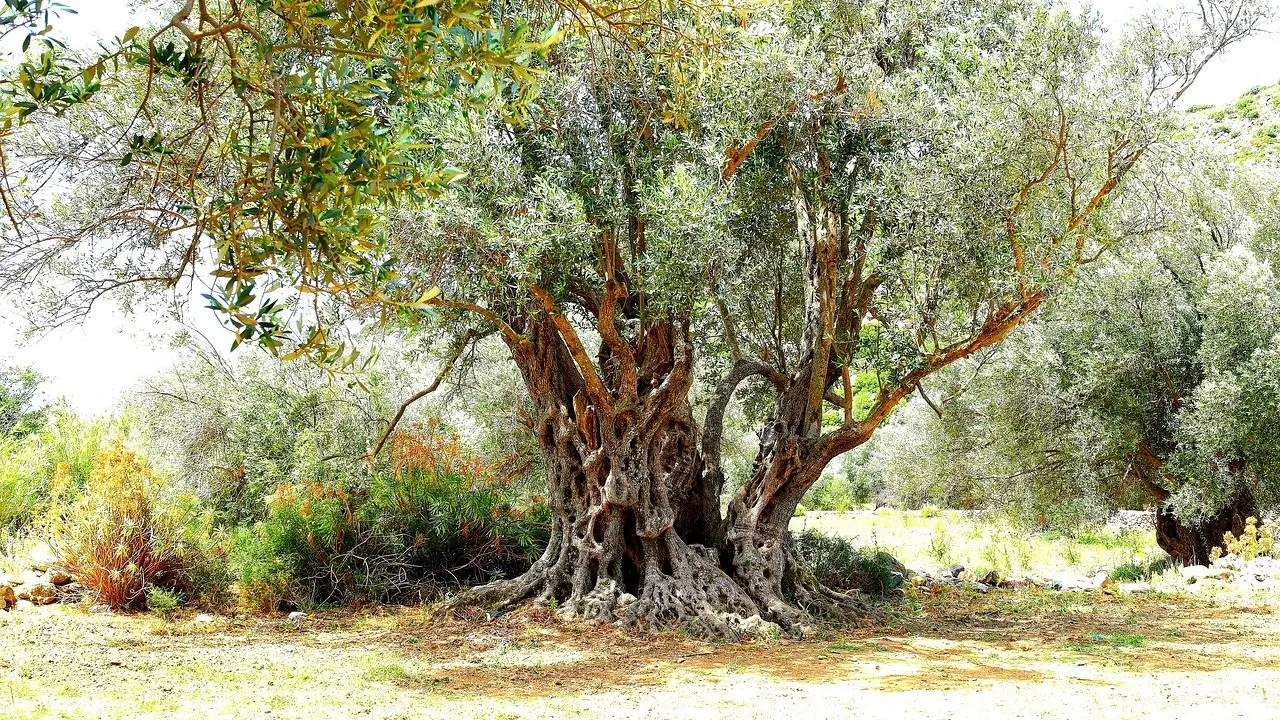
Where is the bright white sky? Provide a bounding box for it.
[0,0,1277,415]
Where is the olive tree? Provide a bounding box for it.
[0,0,1266,634]
[872,159,1280,564]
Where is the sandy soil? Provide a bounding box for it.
[4,589,1280,720]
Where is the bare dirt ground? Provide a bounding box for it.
[5,588,1280,719]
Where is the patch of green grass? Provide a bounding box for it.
[362,661,412,683]
[1061,632,1146,653]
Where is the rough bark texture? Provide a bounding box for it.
[452,314,782,638]
[1155,487,1256,566]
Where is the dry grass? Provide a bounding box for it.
[4,587,1280,719]
[792,508,1160,578]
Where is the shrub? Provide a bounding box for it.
[792,528,905,596]
[927,529,952,565]
[919,505,942,519]
[0,410,125,530]
[51,446,201,609]
[228,424,550,609]
[804,473,866,512]
[146,587,183,620]
[1213,516,1276,561]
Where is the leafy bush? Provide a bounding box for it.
[1213,516,1276,561]
[804,474,860,512]
[0,410,126,530]
[146,587,183,619]
[1108,562,1147,583]
[919,505,942,519]
[228,424,549,609]
[792,528,905,596]
[51,446,207,609]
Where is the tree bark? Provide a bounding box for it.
[451,315,772,637]
[1154,487,1256,566]
[1134,442,1256,566]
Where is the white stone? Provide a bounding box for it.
[27,542,58,572]
[287,611,306,621]
[194,613,215,624]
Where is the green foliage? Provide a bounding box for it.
[138,347,390,524]
[227,426,549,609]
[793,528,904,596]
[927,529,952,565]
[0,409,129,530]
[51,446,211,609]
[804,472,870,513]
[146,587,183,619]
[0,364,45,438]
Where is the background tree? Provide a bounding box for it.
[868,142,1280,565]
[0,363,46,438]
[0,0,1267,635]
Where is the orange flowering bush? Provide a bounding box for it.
[227,422,548,609]
[51,446,213,609]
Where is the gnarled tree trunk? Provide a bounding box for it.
[454,315,769,637]
[1135,443,1255,566]
[1152,486,1255,566]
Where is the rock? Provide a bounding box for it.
[13,599,34,612]
[18,569,44,586]
[46,568,73,586]
[0,584,14,609]
[0,571,19,587]
[194,613,215,624]
[950,565,965,579]
[27,542,58,572]
[616,593,637,606]
[979,570,1000,586]
[998,578,1026,590]
[737,614,782,639]
[960,581,990,594]
[287,611,306,621]
[1118,582,1152,594]
[15,581,56,605]
[1049,573,1092,591]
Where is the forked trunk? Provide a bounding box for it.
[453,316,782,637]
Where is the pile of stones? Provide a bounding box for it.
[1180,554,1280,593]
[909,565,1148,594]
[0,543,78,612]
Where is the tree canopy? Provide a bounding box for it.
[0,0,1269,635]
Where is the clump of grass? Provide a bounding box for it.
[361,660,412,683]
[793,528,905,595]
[919,505,942,519]
[1108,563,1147,583]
